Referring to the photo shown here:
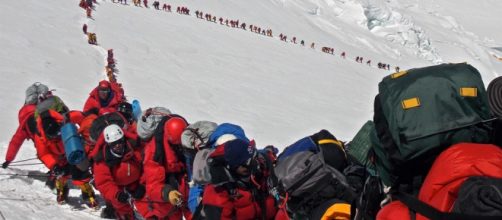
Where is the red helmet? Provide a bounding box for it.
[164,116,188,145]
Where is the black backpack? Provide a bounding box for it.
[275,130,355,216]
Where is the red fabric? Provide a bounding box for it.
[201,184,277,220]
[5,104,36,162]
[83,81,124,113]
[34,110,66,169]
[142,136,191,219]
[77,114,98,155]
[377,143,502,220]
[377,201,412,220]
[93,138,143,217]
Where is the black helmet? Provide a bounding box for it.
[117,102,133,122]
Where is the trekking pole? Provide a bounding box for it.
[9,157,38,164]
[0,173,50,177]
[7,162,43,167]
[0,197,28,201]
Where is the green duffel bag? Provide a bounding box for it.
[347,120,375,168]
[373,63,494,187]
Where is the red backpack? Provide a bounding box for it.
[377,143,502,220]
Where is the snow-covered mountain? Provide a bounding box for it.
[0,0,500,218]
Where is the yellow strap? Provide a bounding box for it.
[460,87,477,97]
[318,139,342,146]
[321,203,351,220]
[391,71,407,79]
[402,97,420,110]
[318,139,346,158]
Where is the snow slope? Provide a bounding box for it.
[0,0,501,218]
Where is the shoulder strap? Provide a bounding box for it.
[153,116,171,164]
[394,191,502,220]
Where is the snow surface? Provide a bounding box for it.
[0,0,501,218]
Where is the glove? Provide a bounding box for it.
[162,186,183,206]
[168,190,183,206]
[116,191,130,204]
[2,161,10,169]
[131,184,146,199]
[52,165,67,176]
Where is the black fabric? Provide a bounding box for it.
[116,191,130,204]
[40,112,61,139]
[192,203,205,220]
[288,173,356,216]
[52,164,70,176]
[452,176,502,216]
[201,204,223,220]
[26,115,38,135]
[117,102,133,122]
[100,202,117,219]
[84,107,99,116]
[487,76,502,117]
[355,175,384,220]
[153,116,171,164]
[492,119,502,147]
[208,156,233,186]
[70,164,92,181]
[131,184,146,199]
[343,163,367,195]
[311,129,348,172]
[104,144,127,168]
[2,161,10,169]
[89,112,126,142]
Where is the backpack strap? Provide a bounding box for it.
[153,116,171,164]
[394,191,502,220]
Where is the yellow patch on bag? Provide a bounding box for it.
[402,97,420,110]
[391,71,407,79]
[460,87,477,97]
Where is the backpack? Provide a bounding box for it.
[89,112,127,143]
[191,123,249,185]
[275,130,354,215]
[136,107,171,140]
[181,121,218,151]
[206,123,249,148]
[25,82,49,105]
[276,136,317,161]
[373,63,493,187]
[347,120,375,169]
[34,95,69,118]
[275,149,355,216]
[191,148,217,185]
[278,129,348,172]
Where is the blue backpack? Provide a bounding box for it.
[277,136,318,162]
[206,123,249,148]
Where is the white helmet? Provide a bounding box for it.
[104,124,124,143]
